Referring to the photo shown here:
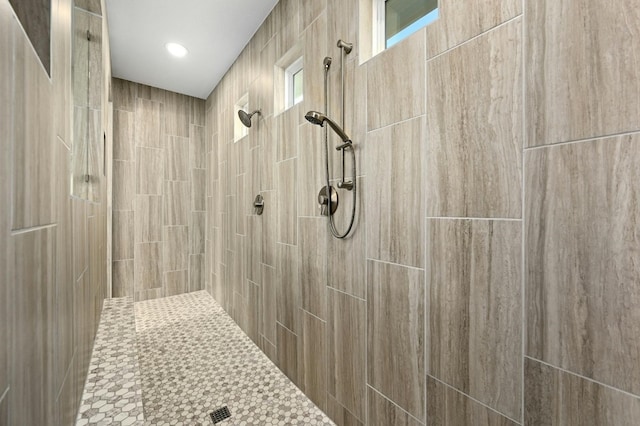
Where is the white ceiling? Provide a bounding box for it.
[105,0,279,99]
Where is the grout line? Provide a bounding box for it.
[276,320,297,337]
[367,385,425,425]
[524,356,640,401]
[426,13,523,63]
[428,375,522,424]
[426,216,522,221]
[326,286,366,303]
[521,0,527,422]
[11,223,57,235]
[301,308,326,324]
[366,114,426,134]
[0,386,9,404]
[366,257,425,272]
[524,129,640,151]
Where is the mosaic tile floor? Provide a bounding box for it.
[135,291,334,425]
[76,297,145,425]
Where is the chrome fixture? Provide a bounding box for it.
[323,56,332,70]
[305,111,352,145]
[253,194,264,215]
[238,109,261,128]
[337,39,353,54]
[318,186,338,216]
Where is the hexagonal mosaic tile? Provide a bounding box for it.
[134,291,335,425]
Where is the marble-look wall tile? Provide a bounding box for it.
[190,211,206,254]
[245,216,262,284]
[300,218,327,319]
[136,147,163,195]
[300,0,325,33]
[366,118,424,268]
[277,322,300,387]
[327,395,364,426]
[164,181,190,226]
[165,91,190,137]
[367,30,425,130]
[113,110,134,161]
[112,78,137,112]
[277,158,297,245]
[12,32,54,230]
[112,211,134,261]
[72,199,88,280]
[135,242,162,291]
[429,219,522,419]
[526,134,640,395]
[526,0,640,146]
[135,98,163,148]
[426,19,522,218]
[427,377,518,426]
[190,124,206,169]
[9,228,55,426]
[261,190,277,267]
[367,387,423,426]
[190,98,205,126]
[135,195,162,243]
[189,254,204,291]
[327,0,357,60]
[165,270,188,297]
[303,311,327,410]
[525,358,640,426]
[246,281,262,345]
[192,169,206,212]
[328,288,366,421]
[165,136,189,181]
[262,264,277,344]
[112,259,133,298]
[328,177,366,299]
[276,106,299,162]
[164,226,188,271]
[302,13,327,112]
[113,160,134,210]
[297,123,324,218]
[277,243,300,334]
[367,260,425,420]
[426,0,521,58]
[138,83,166,104]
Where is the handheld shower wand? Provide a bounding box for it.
[304,111,352,148]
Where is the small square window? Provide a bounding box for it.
[374,0,438,53]
[285,57,303,109]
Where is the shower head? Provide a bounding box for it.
[305,111,352,143]
[238,109,261,128]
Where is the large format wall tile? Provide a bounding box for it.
[426,19,522,219]
[135,195,162,243]
[165,91,190,137]
[135,98,163,148]
[429,219,521,419]
[300,218,327,319]
[262,264,277,344]
[277,242,300,334]
[112,259,134,298]
[164,181,190,226]
[368,387,423,426]
[135,242,162,291]
[113,110,134,161]
[366,118,424,268]
[525,358,640,425]
[427,377,518,426]
[426,0,521,58]
[367,260,425,420]
[303,311,327,410]
[9,228,55,425]
[112,78,137,112]
[163,226,188,271]
[113,160,135,211]
[136,147,163,195]
[277,322,300,388]
[328,288,366,421]
[112,211,134,261]
[526,134,640,395]
[367,30,425,130]
[165,136,189,181]
[277,158,297,245]
[526,0,640,146]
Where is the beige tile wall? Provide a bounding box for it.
[1,0,110,424]
[111,78,206,301]
[200,0,640,425]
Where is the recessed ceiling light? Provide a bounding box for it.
[166,42,188,58]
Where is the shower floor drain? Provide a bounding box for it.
[210,406,231,424]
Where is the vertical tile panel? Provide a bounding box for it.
[112,78,137,112]
[277,243,300,334]
[165,91,190,137]
[426,19,522,219]
[525,0,640,146]
[303,311,327,411]
[300,218,327,319]
[136,147,164,195]
[135,195,162,243]
[190,124,206,169]
[165,136,189,181]
[163,226,188,271]
[366,30,425,130]
[112,259,134,297]
[164,270,188,297]
[427,377,518,426]
[365,118,424,268]
[164,181,190,226]
[112,211,134,261]
[277,322,300,388]
[526,135,640,395]
[367,260,425,420]
[277,158,297,245]
[135,98,163,148]
[328,288,366,421]
[262,264,277,344]
[113,160,135,210]
[134,242,162,291]
[428,219,522,419]
[113,110,134,161]
[367,387,424,426]
[189,254,204,291]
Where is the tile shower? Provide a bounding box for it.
[2,0,640,426]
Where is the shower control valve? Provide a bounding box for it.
[318,186,338,216]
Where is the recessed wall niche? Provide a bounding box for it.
[8,0,51,74]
